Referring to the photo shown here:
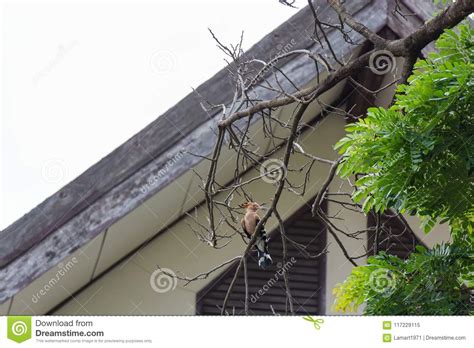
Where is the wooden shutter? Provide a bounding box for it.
[196,203,327,315]
[367,212,423,259]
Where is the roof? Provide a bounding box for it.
[0,0,440,304]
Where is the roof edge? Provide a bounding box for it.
[0,0,389,304]
[0,0,374,268]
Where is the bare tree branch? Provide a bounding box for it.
[175,0,474,316]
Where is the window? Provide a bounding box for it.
[196,202,327,315]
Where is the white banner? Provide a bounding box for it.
[1,316,472,347]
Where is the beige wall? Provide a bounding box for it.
[54,101,352,315]
[7,57,451,316]
[54,96,450,315]
[404,215,452,248]
[325,179,368,314]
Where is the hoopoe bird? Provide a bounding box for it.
[240,202,273,269]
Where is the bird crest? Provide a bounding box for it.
[239,201,262,211]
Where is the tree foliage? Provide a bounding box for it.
[335,23,474,232]
[334,23,474,314]
[333,239,473,315]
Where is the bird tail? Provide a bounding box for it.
[256,228,272,269]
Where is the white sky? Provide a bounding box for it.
[0,0,301,229]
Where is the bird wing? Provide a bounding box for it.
[255,216,261,231]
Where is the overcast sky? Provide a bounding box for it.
[0,0,301,229]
